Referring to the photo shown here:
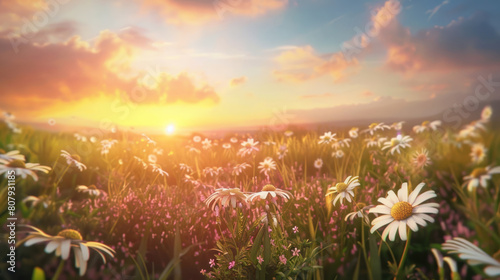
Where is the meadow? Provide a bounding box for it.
[1,106,499,280]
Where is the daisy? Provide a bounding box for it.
[0,159,51,181]
[202,138,212,150]
[222,143,231,149]
[318,132,337,144]
[263,140,276,146]
[463,166,500,191]
[193,135,202,143]
[150,164,169,177]
[186,145,201,154]
[179,163,193,173]
[391,121,405,131]
[314,158,323,169]
[382,135,413,155]
[345,202,373,224]
[0,149,25,161]
[277,144,288,160]
[349,127,359,138]
[232,162,251,176]
[258,157,276,176]
[332,150,344,159]
[365,137,378,148]
[284,130,294,137]
[148,154,157,163]
[442,237,500,277]
[20,225,115,276]
[141,133,156,146]
[363,122,390,135]
[369,182,439,241]
[481,106,492,123]
[23,195,51,209]
[470,143,487,164]
[413,120,441,134]
[326,176,360,206]
[230,137,238,143]
[247,184,293,203]
[333,138,351,149]
[412,149,432,169]
[76,185,102,196]
[100,139,118,155]
[203,167,220,177]
[204,188,247,210]
[134,156,148,169]
[60,150,87,172]
[238,138,259,157]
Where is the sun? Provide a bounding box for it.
[165,124,175,135]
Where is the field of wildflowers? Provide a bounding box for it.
[1,106,500,280]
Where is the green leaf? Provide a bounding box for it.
[31,267,45,280]
[369,231,382,280]
[250,225,265,262]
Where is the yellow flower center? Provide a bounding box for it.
[71,154,81,162]
[7,160,26,168]
[0,148,5,154]
[390,202,413,220]
[369,123,378,129]
[470,167,487,178]
[336,183,348,193]
[57,229,83,240]
[88,184,96,190]
[262,184,276,192]
[422,121,430,126]
[417,154,427,164]
[391,138,400,146]
[356,202,366,209]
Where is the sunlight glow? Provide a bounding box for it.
[165,124,175,135]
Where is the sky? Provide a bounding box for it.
[1,0,500,134]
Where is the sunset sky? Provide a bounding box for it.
[1,0,500,133]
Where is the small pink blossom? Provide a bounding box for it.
[292,248,300,257]
[257,255,264,264]
[228,261,236,269]
[209,259,215,267]
[292,226,299,233]
[200,269,206,275]
[279,255,287,265]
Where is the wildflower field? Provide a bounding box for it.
[1,107,500,280]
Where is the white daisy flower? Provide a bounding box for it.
[326,176,360,206]
[23,195,51,209]
[258,157,276,176]
[232,162,251,176]
[204,188,247,210]
[369,182,439,241]
[314,158,323,169]
[349,127,359,138]
[238,138,259,157]
[413,149,432,169]
[318,132,337,144]
[222,143,231,149]
[365,136,378,148]
[332,150,345,159]
[193,135,202,143]
[333,138,351,149]
[470,143,487,164]
[391,121,405,131]
[141,133,156,146]
[247,184,293,203]
[202,138,212,150]
[382,135,413,155]
[76,185,102,196]
[60,150,87,172]
[481,106,493,123]
[0,159,51,181]
[345,202,373,224]
[20,225,115,276]
[443,237,500,277]
[100,139,118,155]
[0,149,25,161]
[284,130,294,137]
[150,164,169,177]
[230,137,238,143]
[463,166,500,191]
[363,122,390,135]
[413,120,441,134]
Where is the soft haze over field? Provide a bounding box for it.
[1,0,500,132]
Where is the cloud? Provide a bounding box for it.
[299,93,334,99]
[230,76,247,87]
[361,91,374,97]
[380,12,500,73]
[0,29,220,112]
[272,0,402,83]
[426,0,449,20]
[272,45,358,83]
[138,0,288,24]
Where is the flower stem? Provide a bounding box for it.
[361,221,374,280]
[52,259,65,280]
[395,230,411,280]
